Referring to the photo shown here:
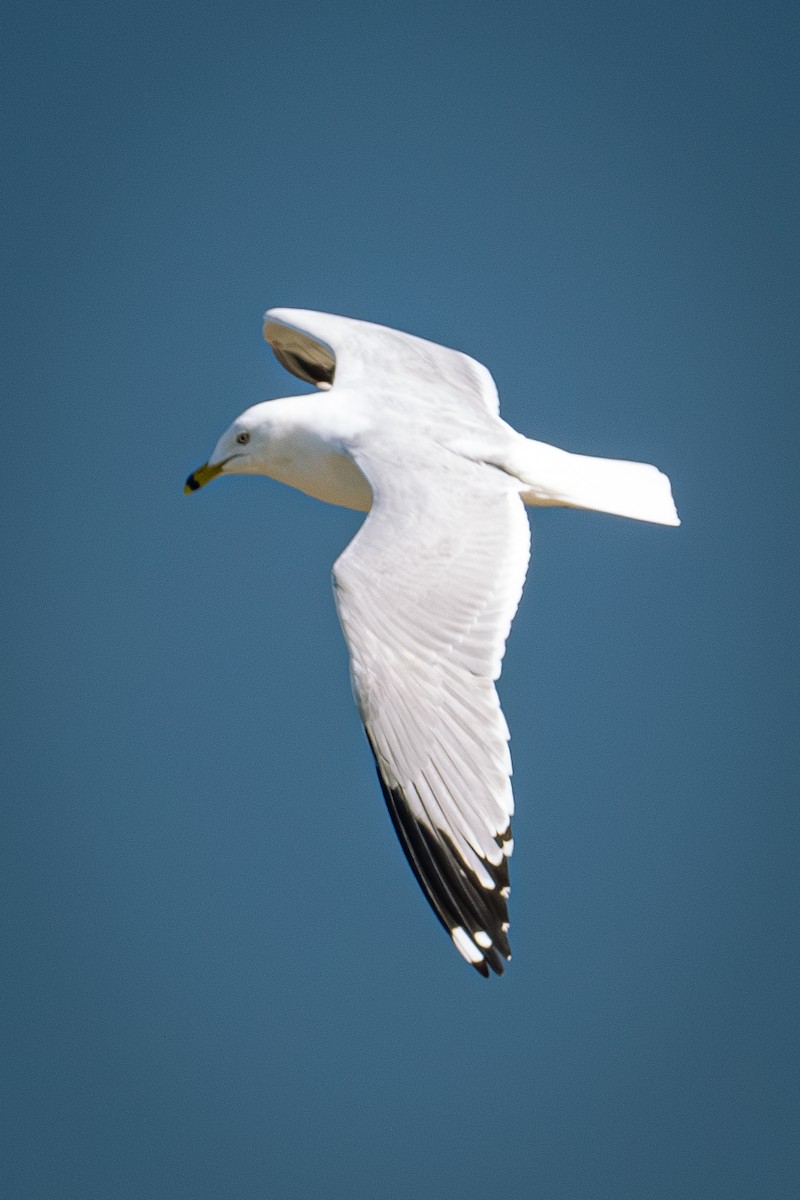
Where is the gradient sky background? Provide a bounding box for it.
[3,1,798,1197]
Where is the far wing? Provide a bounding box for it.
[263,307,500,420]
[332,439,530,976]
[263,316,336,390]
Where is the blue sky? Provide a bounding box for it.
[3,1,798,1196]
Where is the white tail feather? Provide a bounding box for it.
[510,437,680,526]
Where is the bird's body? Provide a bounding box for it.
[186,308,679,977]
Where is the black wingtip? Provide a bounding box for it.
[365,731,512,978]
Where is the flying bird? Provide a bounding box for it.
[185,308,679,977]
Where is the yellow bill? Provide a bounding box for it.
[184,461,224,494]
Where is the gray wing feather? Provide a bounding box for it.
[332,440,530,975]
[264,308,501,419]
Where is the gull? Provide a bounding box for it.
[185,308,679,977]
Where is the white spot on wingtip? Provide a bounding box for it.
[474,931,492,949]
[451,925,484,964]
[473,860,495,890]
[502,838,514,857]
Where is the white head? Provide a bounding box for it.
[185,391,371,512]
[184,401,278,493]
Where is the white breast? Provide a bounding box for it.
[266,435,373,512]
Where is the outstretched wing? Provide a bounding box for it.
[263,307,501,419]
[333,438,530,976]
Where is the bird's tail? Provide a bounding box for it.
[506,435,680,526]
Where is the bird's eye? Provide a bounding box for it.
[236,431,250,445]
